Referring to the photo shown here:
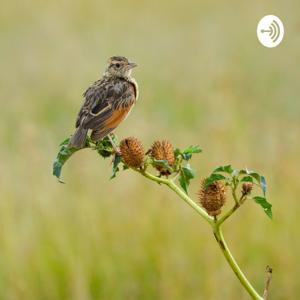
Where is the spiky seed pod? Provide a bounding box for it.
[150,140,175,175]
[242,182,253,195]
[198,179,226,216]
[120,137,145,168]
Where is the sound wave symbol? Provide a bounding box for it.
[261,20,280,42]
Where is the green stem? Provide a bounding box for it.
[217,194,246,227]
[167,179,214,225]
[138,169,263,299]
[217,204,239,226]
[213,225,263,300]
[140,170,214,224]
[232,180,239,205]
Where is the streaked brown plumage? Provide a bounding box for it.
[69,56,138,148]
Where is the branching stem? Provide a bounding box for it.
[136,169,264,300]
[217,194,246,227]
[139,170,214,224]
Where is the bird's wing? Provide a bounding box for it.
[80,79,136,131]
[75,79,107,128]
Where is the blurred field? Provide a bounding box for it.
[0,0,300,299]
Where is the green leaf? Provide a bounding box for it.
[239,169,267,194]
[214,165,234,174]
[178,164,195,193]
[174,148,182,158]
[241,176,253,183]
[253,196,273,219]
[52,138,79,182]
[183,145,202,154]
[53,160,64,183]
[111,154,122,179]
[59,138,71,147]
[240,169,261,182]
[205,173,226,187]
[173,145,201,162]
[95,136,114,158]
[152,159,173,172]
[260,176,267,196]
[249,172,261,183]
[179,174,188,193]
[181,145,202,160]
[182,164,195,179]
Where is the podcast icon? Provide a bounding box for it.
[257,15,284,48]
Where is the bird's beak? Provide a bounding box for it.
[128,62,138,69]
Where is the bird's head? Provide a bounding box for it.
[105,56,137,78]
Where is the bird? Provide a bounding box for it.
[69,56,138,149]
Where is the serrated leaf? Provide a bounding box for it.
[214,165,234,174]
[253,196,272,219]
[111,154,122,179]
[205,173,226,187]
[241,176,253,183]
[183,145,202,154]
[178,164,195,193]
[181,145,202,161]
[52,138,79,182]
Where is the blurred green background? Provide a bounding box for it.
[0,0,299,299]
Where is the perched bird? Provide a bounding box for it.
[69,56,138,149]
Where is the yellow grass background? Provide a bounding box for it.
[0,0,299,299]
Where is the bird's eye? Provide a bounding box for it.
[115,63,120,68]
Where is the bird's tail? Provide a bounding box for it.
[69,127,88,148]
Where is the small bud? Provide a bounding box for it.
[242,182,253,195]
[120,137,145,168]
[150,140,175,175]
[198,179,226,216]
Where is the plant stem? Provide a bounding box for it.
[213,225,263,300]
[138,169,263,300]
[217,194,246,227]
[232,180,239,205]
[139,170,213,224]
[217,204,239,226]
[167,179,214,224]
